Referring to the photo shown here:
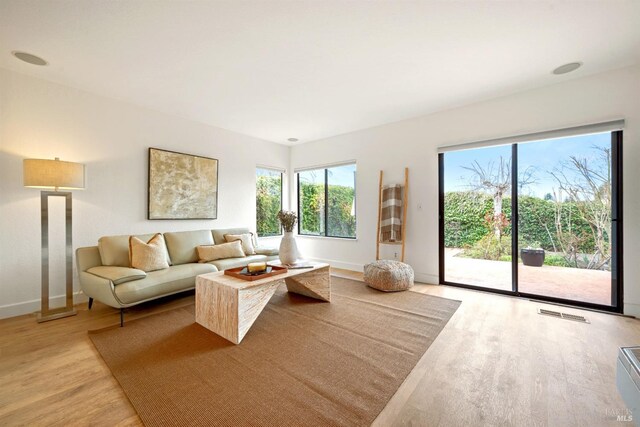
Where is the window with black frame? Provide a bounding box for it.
[439,120,623,312]
[256,167,283,237]
[297,163,356,238]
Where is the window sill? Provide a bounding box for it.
[296,234,358,242]
[258,235,282,241]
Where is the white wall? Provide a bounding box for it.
[291,65,640,315]
[2,65,639,318]
[0,68,289,319]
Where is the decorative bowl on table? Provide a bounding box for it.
[223,264,288,281]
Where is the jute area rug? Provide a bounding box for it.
[89,277,460,426]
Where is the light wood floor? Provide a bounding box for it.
[1,269,638,426]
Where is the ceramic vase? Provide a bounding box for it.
[279,231,299,264]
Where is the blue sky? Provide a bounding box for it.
[257,168,281,178]
[329,164,356,187]
[443,132,611,198]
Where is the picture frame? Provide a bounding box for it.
[148,147,219,220]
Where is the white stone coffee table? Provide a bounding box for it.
[195,263,330,344]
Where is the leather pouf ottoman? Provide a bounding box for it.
[364,260,414,292]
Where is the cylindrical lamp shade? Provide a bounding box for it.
[24,158,85,190]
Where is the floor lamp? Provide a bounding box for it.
[23,157,85,322]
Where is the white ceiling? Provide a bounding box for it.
[1,1,639,145]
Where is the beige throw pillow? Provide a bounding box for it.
[129,233,170,272]
[197,240,245,262]
[224,233,256,255]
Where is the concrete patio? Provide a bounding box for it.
[444,248,612,306]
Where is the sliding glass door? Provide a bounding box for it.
[517,133,618,306]
[441,145,513,291]
[439,130,622,312]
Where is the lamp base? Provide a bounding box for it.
[38,191,76,324]
[37,307,78,323]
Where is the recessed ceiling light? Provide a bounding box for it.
[288,138,299,142]
[552,62,582,75]
[12,51,48,66]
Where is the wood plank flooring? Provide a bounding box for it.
[1,269,638,426]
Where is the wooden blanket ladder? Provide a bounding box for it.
[376,167,409,262]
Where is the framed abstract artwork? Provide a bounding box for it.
[148,148,219,219]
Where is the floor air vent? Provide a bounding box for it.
[538,308,590,323]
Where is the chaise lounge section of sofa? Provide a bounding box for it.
[76,227,279,325]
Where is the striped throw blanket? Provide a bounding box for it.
[380,184,403,242]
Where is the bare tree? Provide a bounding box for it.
[549,146,611,269]
[550,188,581,267]
[462,156,535,240]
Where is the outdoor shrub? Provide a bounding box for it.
[461,234,512,261]
[543,254,571,267]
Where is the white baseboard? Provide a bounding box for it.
[624,303,640,318]
[414,273,440,285]
[307,257,440,285]
[0,291,88,320]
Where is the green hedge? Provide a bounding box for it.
[444,191,596,252]
[444,192,506,247]
[256,175,282,236]
[299,183,355,237]
[299,182,325,235]
[327,185,357,237]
